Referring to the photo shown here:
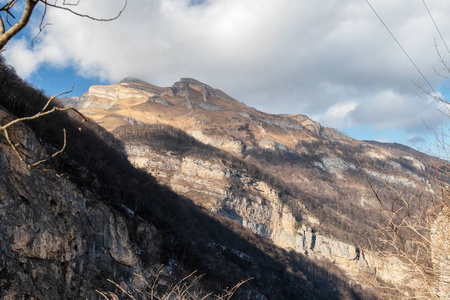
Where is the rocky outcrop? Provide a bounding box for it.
[188,130,244,154]
[76,80,171,114]
[0,111,162,299]
[199,103,227,112]
[147,96,174,107]
[125,145,288,231]
[123,143,422,292]
[257,140,288,151]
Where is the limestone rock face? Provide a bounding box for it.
[67,77,446,297]
[257,140,288,151]
[124,143,419,291]
[125,145,288,236]
[0,111,161,299]
[188,130,244,154]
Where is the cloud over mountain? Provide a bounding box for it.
[4,0,450,144]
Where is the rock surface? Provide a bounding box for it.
[123,143,425,292]
[0,110,163,299]
[64,77,447,297]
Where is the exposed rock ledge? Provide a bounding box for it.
[124,144,421,291]
[188,130,244,154]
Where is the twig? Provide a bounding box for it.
[0,87,88,177]
[40,0,127,22]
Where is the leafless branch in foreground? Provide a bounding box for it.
[0,87,88,177]
[0,0,127,50]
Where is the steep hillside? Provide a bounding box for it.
[0,60,376,298]
[62,77,447,296]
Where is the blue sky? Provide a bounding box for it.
[27,64,109,97]
[3,0,450,150]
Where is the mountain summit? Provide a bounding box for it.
[67,77,347,151]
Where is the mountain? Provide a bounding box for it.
[60,77,446,295]
[0,61,446,299]
[0,62,372,299]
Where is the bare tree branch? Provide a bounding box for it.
[0,0,38,50]
[0,87,88,176]
[40,0,127,22]
[0,0,127,51]
[31,0,51,46]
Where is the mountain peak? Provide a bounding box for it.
[120,77,151,85]
[172,77,214,91]
[171,77,236,104]
[179,77,209,86]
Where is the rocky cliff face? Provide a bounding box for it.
[0,110,164,299]
[57,77,446,297]
[122,141,425,292]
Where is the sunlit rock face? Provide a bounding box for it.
[70,77,445,297]
[123,142,428,293]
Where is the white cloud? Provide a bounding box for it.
[348,90,446,132]
[313,102,358,129]
[3,0,450,143]
[4,38,40,77]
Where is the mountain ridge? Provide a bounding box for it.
[1,62,367,299]
[0,65,445,298]
[61,77,445,296]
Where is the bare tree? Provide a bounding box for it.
[368,48,450,299]
[96,265,253,300]
[0,0,126,172]
[0,0,127,51]
[366,169,449,299]
[0,86,89,176]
